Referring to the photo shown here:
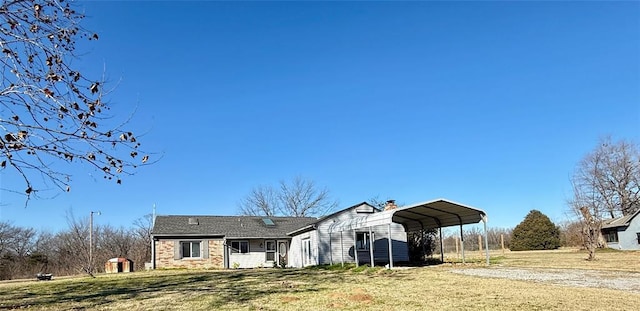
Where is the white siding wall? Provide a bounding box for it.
[313,205,409,266]
[614,216,640,250]
[228,239,273,268]
[318,223,409,265]
[289,231,319,268]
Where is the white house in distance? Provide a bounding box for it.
[601,209,640,250]
[150,199,489,269]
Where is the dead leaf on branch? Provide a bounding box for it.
[89,82,99,94]
[4,134,16,142]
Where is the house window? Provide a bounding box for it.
[356,232,374,250]
[181,241,201,258]
[265,240,276,261]
[230,241,249,254]
[636,233,640,244]
[603,230,619,243]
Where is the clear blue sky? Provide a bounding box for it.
[1,1,638,233]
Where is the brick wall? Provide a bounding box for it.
[155,239,224,269]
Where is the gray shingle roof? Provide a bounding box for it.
[601,209,640,229]
[152,215,317,239]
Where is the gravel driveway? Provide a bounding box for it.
[450,267,640,293]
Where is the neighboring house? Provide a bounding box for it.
[151,198,487,269]
[601,209,640,250]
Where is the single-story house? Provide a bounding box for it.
[601,209,640,250]
[151,198,488,269]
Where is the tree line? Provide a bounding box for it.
[0,213,152,280]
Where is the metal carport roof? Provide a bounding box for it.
[393,199,487,231]
[327,198,489,267]
[328,198,487,233]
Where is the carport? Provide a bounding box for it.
[328,198,489,268]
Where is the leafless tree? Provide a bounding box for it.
[239,176,338,217]
[130,214,153,268]
[239,186,278,216]
[99,225,133,259]
[0,0,149,203]
[558,220,583,247]
[0,212,159,278]
[568,137,640,260]
[279,177,338,217]
[54,211,90,273]
[0,221,37,279]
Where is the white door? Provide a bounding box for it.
[302,239,311,267]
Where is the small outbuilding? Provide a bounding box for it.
[105,257,134,273]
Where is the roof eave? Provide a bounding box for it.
[287,224,317,236]
[152,233,226,238]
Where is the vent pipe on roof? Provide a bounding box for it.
[188,217,199,225]
[384,200,397,211]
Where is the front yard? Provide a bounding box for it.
[1,249,639,310]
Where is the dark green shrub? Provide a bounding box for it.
[510,210,561,251]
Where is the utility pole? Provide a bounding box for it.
[89,211,101,274]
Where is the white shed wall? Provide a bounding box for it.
[301,204,409,266]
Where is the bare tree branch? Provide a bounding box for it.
[239,185,278,216]
[568,136,640,260]
[0,0,151,203]
[239,176,338,217]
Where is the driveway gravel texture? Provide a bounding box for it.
[450,267,640,293]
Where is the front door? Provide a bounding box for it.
[302,239,311,267]
[277,240,288,267]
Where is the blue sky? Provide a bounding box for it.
[1,1,638,233]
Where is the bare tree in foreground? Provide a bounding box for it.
[239,176,338,217]
[568,137,640,260]
[0,0,149,202]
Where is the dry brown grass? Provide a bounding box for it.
[444,247,640,271]
[0,249,638,310]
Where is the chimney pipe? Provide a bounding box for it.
[384,200,397,211]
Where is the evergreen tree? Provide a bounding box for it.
[511,210,561,251]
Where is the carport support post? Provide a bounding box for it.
[353,230,359,267]
[483,215,490,266]
[329,232,333,265]
[368,226,374,267]
[439,227,444,263]
[387,224,394,269]
[340,231,344,267]
[459,223,465,264]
